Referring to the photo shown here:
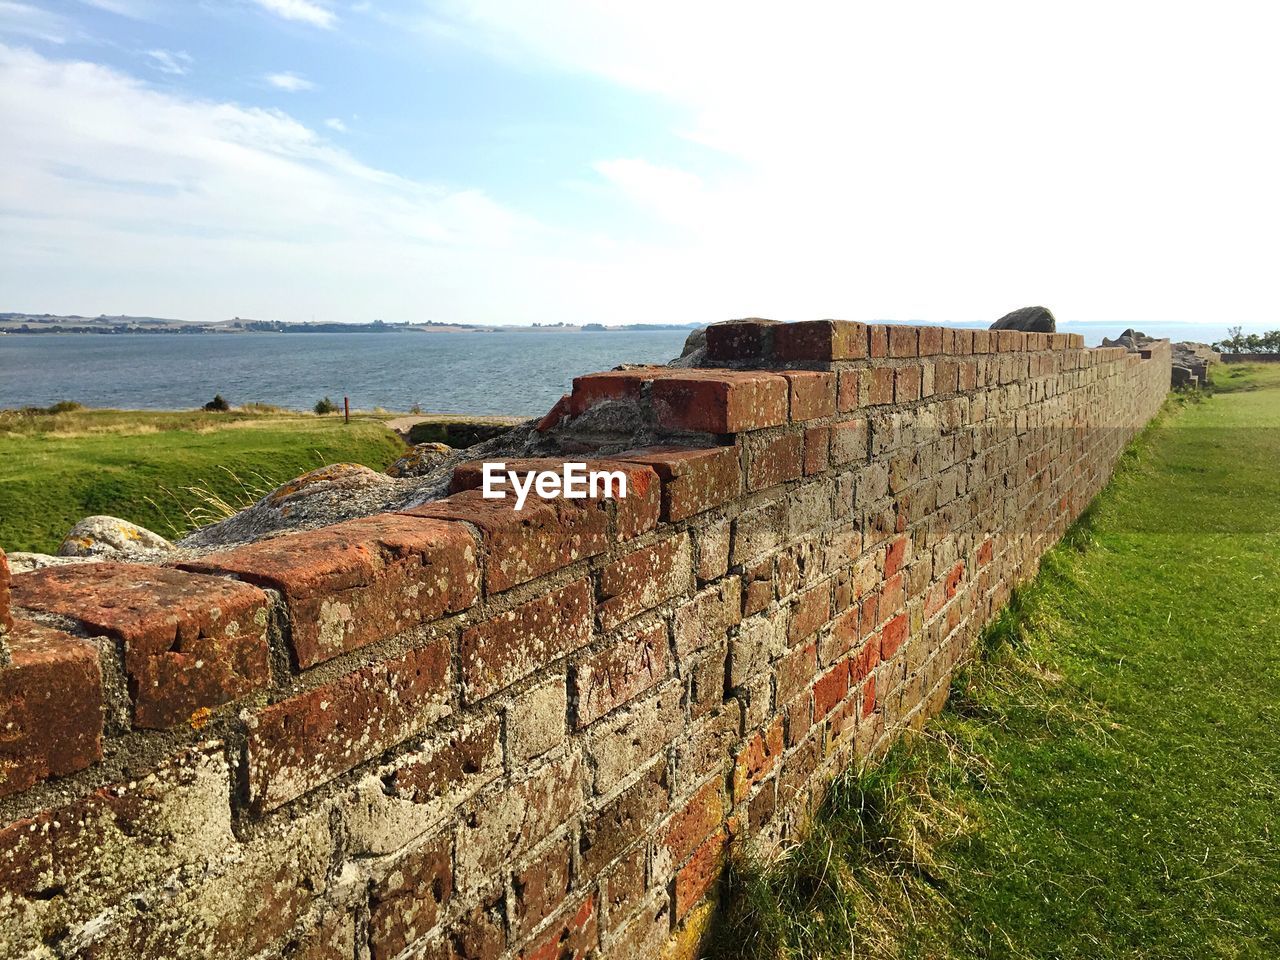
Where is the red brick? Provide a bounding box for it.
[945,560,965,599]
[867,366,894,405]
[862,675,877,717]
[803,425,830,475]
[977,538,994,567]
[13,562,269,727]
[460,579,592,701]
[732,716,783,801]
[513,838,573,938]
[813,661,850,718]
[884,536,908,578]
[450,457,659,543]
[782,370,837,420]
[616,445,740,522]
[574,622,669,727]
[450,890,507,959]
[934,359,960,394]
[185,515,476,670]
[246,639,450,812]
[674,826,727,919]
[520,895,597,960]
[536,392,571,432]
[918,326,944,355]
[381,715,503,806]
[972,329,992,353]
[837,369,861,412]
[658,775,726,871]
[0,621,102,798]
[831,417,868,465]
[775,320,868,361]
[745,430,803,491]
[888,325,919,358]
[850,635,880,684]
[788,582,830,644]
[881,613,908,659]
[895,365,922,402]
[566,368,661,416]
[651,370,788,433]
[407,489,607,594]
[995,330,1025,352]
[598,534,691,630]
[705,319,776,361]
[868,324,890,358]
[369,832,453,960]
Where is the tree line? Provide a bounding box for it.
[1213,326,1280,353]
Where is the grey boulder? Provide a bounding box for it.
[991,306,1056,333]
[58,516,173,559]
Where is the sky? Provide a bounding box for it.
[1,1,1278,327]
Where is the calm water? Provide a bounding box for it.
[0,330,690,416]
[0,321,1249,415]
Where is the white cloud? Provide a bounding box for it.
[416,0,1280,324]
[265,70,313,91]
[145,48,191,76]
[251,0,336,29]
[80,0,149,17]
[324,116,347,132]
[0,1,68,43]
[0,44,552,324]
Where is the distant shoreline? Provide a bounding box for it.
[0,314,700,336]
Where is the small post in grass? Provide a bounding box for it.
[344,396,350,424]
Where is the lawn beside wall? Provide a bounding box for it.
[0,407,405,553]
[710,364,1280,959]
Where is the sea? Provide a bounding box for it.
[0,321,1252,416]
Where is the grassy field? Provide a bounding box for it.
[712,364,1280,959]
[0,406,406,553]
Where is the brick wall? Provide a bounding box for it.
[0,322,1171,959]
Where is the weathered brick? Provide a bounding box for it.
[650,370,788,433]
[782,370,837,420]
[744,430,804,491]
[888,325,919,358]
[566,368,660,416]
[866,366,894,405]
[457,753,583,891]
[598,534,692,630]
[0,549,10,662]
[460,579,591,702]
[591,684,683,794]
[831,417,868,465]
[850,635,881,684]
[837,369,861,412]
[581,760,669,875]
[895,364,922,402]
[881,613,908,659]
[742,558,773,616]
[507,676,569,765]
[695,519,731,581]
[688,640,729,719]
[513,837,573,938]
[574,621,669,727]
[616,445,740,522]
[451,457,660,543]
[732,717,783,801]
[788,582,831,644]
[804,425,831,475]
[729,613,786,688]
[868,324,890,358]
[673,577,742,658]
[520,894,597,960]
[776,640,817,704]
[247,639,450,812]
[607,891,670,957]
[918,325,944,355]
[814,661,850,719]
[655,775,726,877]
[675,703,741,789]
[369,831,453,960]
[705,318,776,360]
[773,319,868,361]
[381,714,503,813]
[13,562,269,727]
[0,621,103,798]
[182,513,475,670]
[408,490,607,594]
[673,826,727,919]
[601,845,648,929]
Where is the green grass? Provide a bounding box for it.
[0,406,406,552]
[712,364,1280,960]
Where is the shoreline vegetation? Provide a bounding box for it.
[0,313,701,335]
[0,402,519,554]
